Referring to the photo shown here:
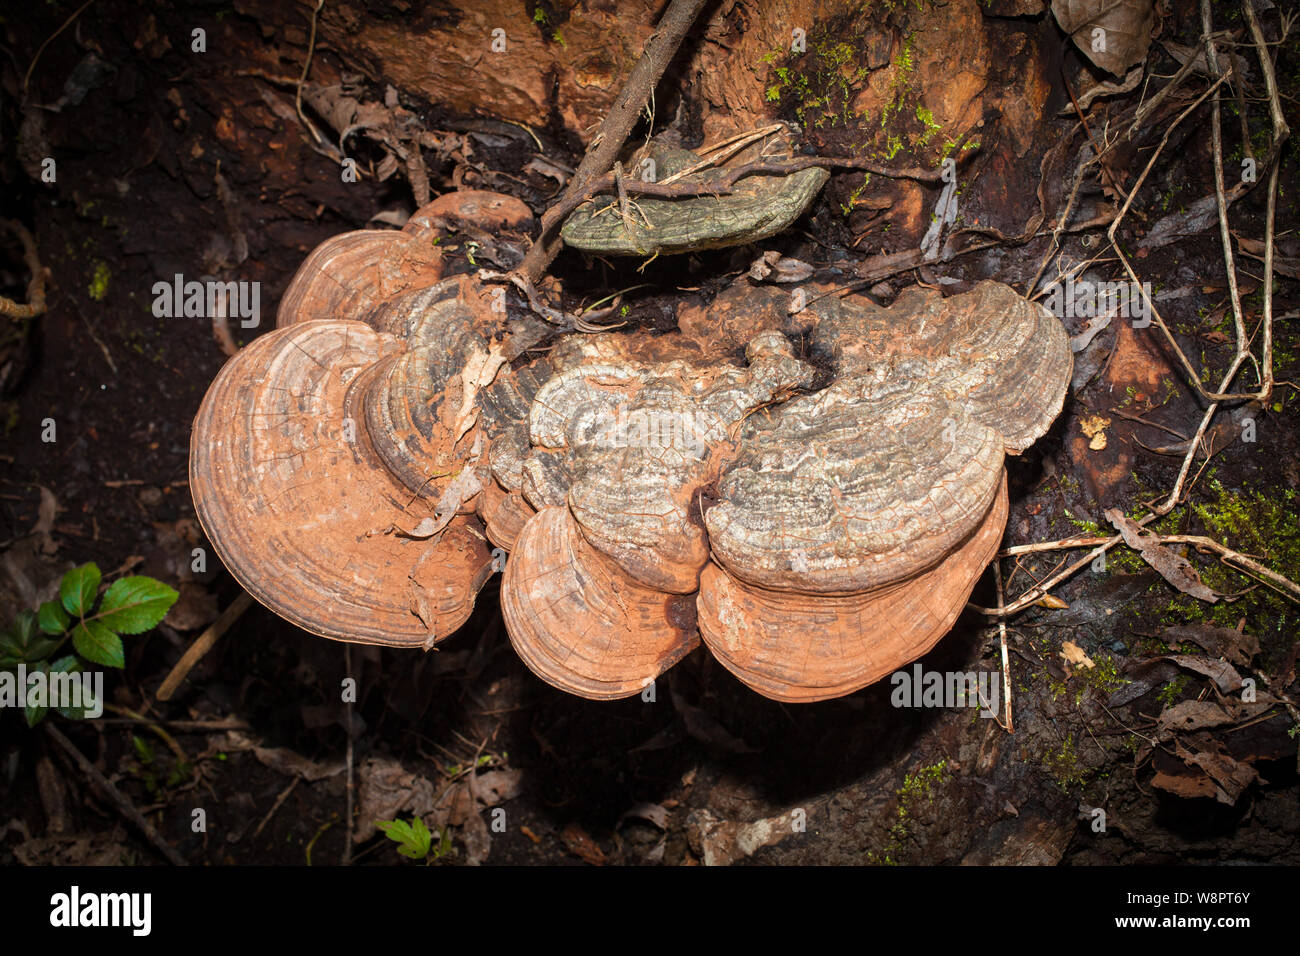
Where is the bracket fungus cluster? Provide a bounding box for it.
[190,191,532,647]
[190,189,1071,704]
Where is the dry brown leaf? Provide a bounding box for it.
[561,822,607,865]
[1061,640,1096,670]
[1175,743,1261,805]
[1158,654,1243,694]
[1155,699,1237,736]
[1051,0,1157,78]
[1161,623,1259,668]
[219,731,346,783]
[31,486,60,556]
[686,806,804,867]
[1105,509,1222,603]
[1150,768,1219,800]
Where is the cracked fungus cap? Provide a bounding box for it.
[275,189,533,328]
[696,281,1072,700]
[491,280,1070,702]
[190,267,509,647]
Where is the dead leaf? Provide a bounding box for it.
[686,806,804,867]
[1081,414,1110,450]
[749,251,815,284]
[217,731,346,784]
[1233,233,1300,280]
[1158,654,1243,694]
[561,822,607,865]
[526,155,571,187]
[617,802,670,863]
[1067,63,1144,111]
[1159,624,1258,671]
[1061,640,1095,670]
[1052,0,1156,78]
[1176,742,1261,805]
[454,341,508,445]
[1140,195,1220,251]
[1155,699,1237,736]
[30,486,60,556]
[1109,658,1179,707]
[1105,509,1223,602]
[1150,768,1219,800]
[354,756,436,843]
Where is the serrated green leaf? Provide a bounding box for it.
[24,661,49,727]
[409,817,433,855]
[50,656,92,719]
[60,563,101,617]
[1,610,61,663]
[94,576,179,634]
[376,819,414,842]
[14,610,37,644]
[38,600,71,635]
[72,620,124,668]
[376,818,432,859]
[50,655,82,673]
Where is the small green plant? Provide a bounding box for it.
[1042,734,1091,790]
[0,563,178,726]
[88,261,111,301]
[130,735,193,798]
[869,759,948,864]
[376,817,453,863]
[914,105,941,146]
[1155,675,1190,709]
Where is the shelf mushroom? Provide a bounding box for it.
[560,127,828,257]
[490,281,1071,701]
[191,199,1071,703]
[188,193,530,648]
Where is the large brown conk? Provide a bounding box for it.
[190,190,1072,702]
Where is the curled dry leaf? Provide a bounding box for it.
[1051,0,1156,79]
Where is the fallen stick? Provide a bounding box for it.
[156,591,254,701]
[46,723,188,866]
[0,219,47,319]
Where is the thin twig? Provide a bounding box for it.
[155,592,254,701]
[993,560,1014,733]
[295,0,327,147]
[252,777,300,842]
[22,0,96,96]
[0,220,47,319]
[46,722,188,866]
